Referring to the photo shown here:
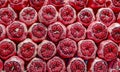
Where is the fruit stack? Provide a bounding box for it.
[0,0,120,72]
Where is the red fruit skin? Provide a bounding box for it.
[109,58,120,72]
[0,0,8,8]
[38,5,58,26]
[117,12,120,23]
[0,24,6,41]
[58,5,76,25]
[47,56,66,72]
[68,0,88,11]
[108,23,120,43]
[6,21,27,42]
[28,23,47,43]
[9,0,28,11]
[97,40,118,62]
[87,0,106,11]
[27,58,46,72]
[67,22,86,42]
[118,44,120,59]
[19,7,37,26]
[96,8,116,27]
[87,21,108,43]
[29,0,48,11]
[77,8,95,27]
[17,38,37,61]
[77,39,97,60]
[57,38,77,58]
[48,0,67,9]
[0,7,17,26]
[48,22,66,42]
[4,56,24,72]
[88,57,108,72]
[106,0,120,14]
[0,59,3,72]
[0,39,16,60]
[38,40,56,60]
[67,57,87,72]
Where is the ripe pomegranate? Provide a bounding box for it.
[27,58,46,72]
[88,57,108,72]
[87,0,106,13]
[28,23,47,43]
[0,24,6,41]
[48,22,66,42]
[77,7,95,27]
[67,57,87,72]
[38,5,58,26]
[0,7,17,26]
[48,0,66,9]
[68,0,88,11]
[19,7,37,26]
[96,8,116,26]
[67,22,86,42]
[87,21,108,43]
[77,39,97,60]
[108,23,120,43]
[106,0,120,13]
[57,38,77,58]
[29,0,48,11]
[9,0,28,11]
[17,38,37,61]
[0,39,16,60]
[47,56,66,72]
[97,40,118,61]
[6,21,27,42]
[38,40,56,60]
[4,56,24,72]
[109,58,120,72]
[58,5,76,25]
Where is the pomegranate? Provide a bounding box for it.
[87,21,108,43]
[38,40,56,60]
[27,58,46,72]
[19,7,37,26]
[109,58,120,72]
[6,21,27,42]
[0,7,17,26]
[67,57,87,72]
[68,0,88,11]
[9,0,28,11]
[0,39,16,60]
[28,23,47,43]
[57,38,77,58]
[77,39,97,60]
[17,38,37,61]
[4,56,24,72]
[67,22,86,42]
[58,5,76,25]
[88,57,108,72]
[29,0,48,11]
[48,22,66,42]
[108,23,120,43]
[38,5,58,26]
[97,40,118,61]
[96,8,116,26]
[47,56,66,72]
[77,7,95,27]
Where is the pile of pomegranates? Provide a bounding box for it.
[0,0,120,72]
